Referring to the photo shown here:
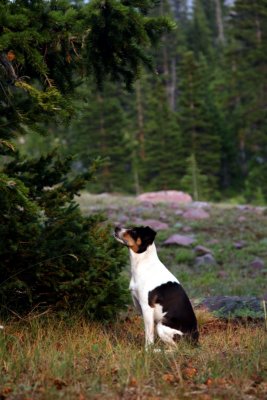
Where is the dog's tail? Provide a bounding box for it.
[156,322,199,346]
[156,322,183,346]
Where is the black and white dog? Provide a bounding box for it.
[114,226,199,349]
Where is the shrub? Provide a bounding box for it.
[0,150,129,319]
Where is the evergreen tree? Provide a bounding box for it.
[0,150,128,318]
[177,51,221,196]
[187,0,214,60]
[180,153,212,200]
[227,0,267,200]
[0,0,172,318]
[142,78,183,190]
[60,82,132,192]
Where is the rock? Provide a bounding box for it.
[236,205,253,212]
[194,253,217,267]
[195,296,265,319]
[237,216,246,222]
[117,214,129,223]
[137,219,169,230]
[217,270,228,279]
[163,234,195,247]
[174,222,183,229]
[183,209,210,220]
[207,239,219,245]
[182,226,193,233]
[194,245,213,256]
[174,209,184,216]
[250,258,265,270]
[233,241,246,249]
[159,211,167,220]
[191,201,210,209]
[137,190,192,204]
[255,206,266,214]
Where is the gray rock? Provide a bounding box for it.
[250,258,265,270]
[174,209,184,216]
[207,239,219,245]
[118,214,129,223]
[236,205,253,212]
[137,190,192,204]
[195,253,217,267]
[163,234,195,247]
[182,226,193,233]
[191,201,210,209]
[183,209,210,220]
[138,219,169,230]
[194,245,213,256]
[233,241,246,249]
[217,270,228,279]
[195,296,265,319]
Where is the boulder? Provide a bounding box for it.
[181,226,193,233]
[195,296,265,319]
[163,234,195,247]
[137,190,192,204]
[250,258,265,271]
[137,219,169,230]
[194,245,213,256]
[194,253,217,267]
[233,241,246,249]
[174,209,184,216]
[191,201,210,209]
[182,209,210,220]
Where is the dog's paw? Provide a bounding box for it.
[153,348,162,353]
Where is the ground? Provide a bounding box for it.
[0,193,266,400]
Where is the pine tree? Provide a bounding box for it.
[187,0,214,60]
[0,151,129,318]
[177,51,221,197]
[227,0,267,200]
[180,153,212,200]
[61,82,132,193]
[0,0,173,318]
[142,78,183,190]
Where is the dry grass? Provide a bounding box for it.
[0,311,266,400]
[1,194,267,399]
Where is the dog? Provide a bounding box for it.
[114,225,199,349]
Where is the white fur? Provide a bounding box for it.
[129,243,183,349]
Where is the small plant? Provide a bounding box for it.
[180,154,213,201]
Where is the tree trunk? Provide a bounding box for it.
[136,80,145,160]
[215,0,225,45]
[97,93,110,187]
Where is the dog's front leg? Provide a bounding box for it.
[142,306,154,350]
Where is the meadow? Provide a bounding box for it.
[1,194,267,400]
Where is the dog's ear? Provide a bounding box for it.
[143,226,157,245]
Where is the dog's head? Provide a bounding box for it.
[114,226,157,253]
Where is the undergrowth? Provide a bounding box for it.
[0,312,266,400]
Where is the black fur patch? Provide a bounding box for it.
[148,281,199,343]
[130,226,157,253]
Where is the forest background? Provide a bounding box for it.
[1,0,267,316]
[17,0,267,204]
[0,3,267,397]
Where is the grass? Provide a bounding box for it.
[0,313,266,400]
[1,193,267,399]
[77,193,267,299]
